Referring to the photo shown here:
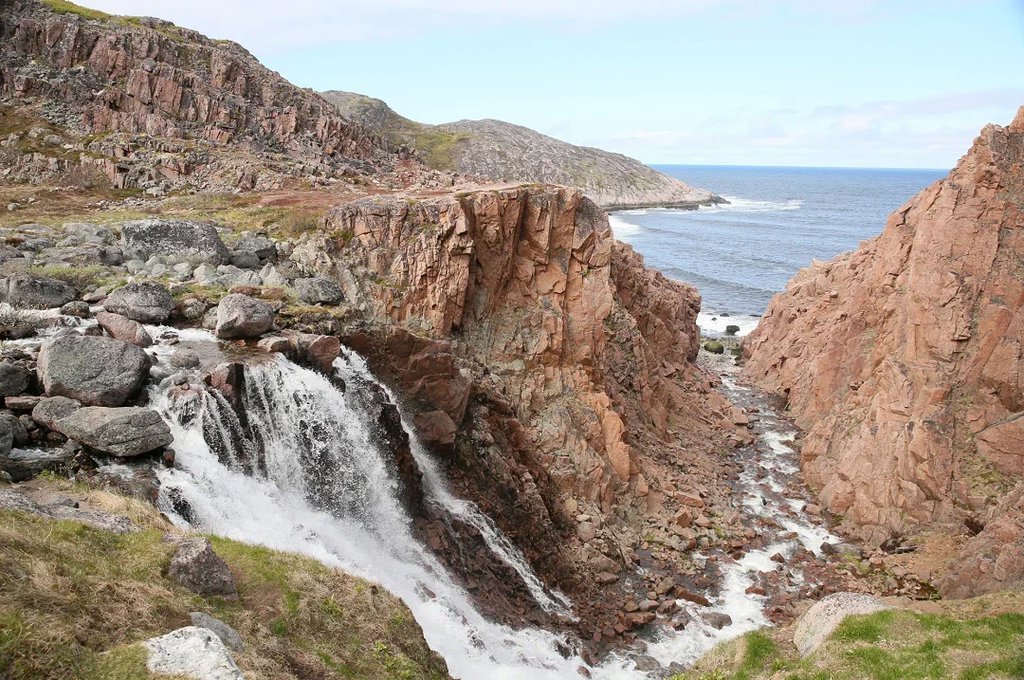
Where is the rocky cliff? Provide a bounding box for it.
[291,186,739,640]
[0,0,402,193]
[742,108,1024,597]
[322,90,722,210]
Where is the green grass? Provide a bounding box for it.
[677,605,1024,680]
[31,264,113,290]
[40,0,111,21]
[0,482,449,680]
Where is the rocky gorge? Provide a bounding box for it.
[0,0,1022,678]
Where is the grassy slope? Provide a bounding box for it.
[676,594,1024,680]
[0,484,449,680]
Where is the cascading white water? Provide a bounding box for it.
[150,336,597,679]
[142,328,840,678]
[333,347,574,617]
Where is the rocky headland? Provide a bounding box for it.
[322,90,723,210]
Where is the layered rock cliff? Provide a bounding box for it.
[0,0,398,193]
[291,186,738,638]
[743,108,1024,597]
[322,90,722,210]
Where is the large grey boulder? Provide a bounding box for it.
[294,276,343,305]
[168,537,237,597]
[232,232,277,260]
[190,612,244,651]
[103,282,174,324]
[0,362,32,397]
[96,311,153,347]
[31,396,81,429]
[0,446,73,482]
[120,219,230,266]
[0,273,77,309]
[0,412,12,457]
[143,626,243,680]
[793,592,892,656]
[37,335,151,406]
[215,294,274,339]
[55,406,172,457]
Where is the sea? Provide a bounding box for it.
[609,165,947,337]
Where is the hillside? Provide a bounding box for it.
[322,90,722,209]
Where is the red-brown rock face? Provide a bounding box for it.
[0,0,394,190]
[743,108,1024,597]
[292,186,735,636]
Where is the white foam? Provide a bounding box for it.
[608,214,642,240]
[698,196,803,213]
[698,312,761,337]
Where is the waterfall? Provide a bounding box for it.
[150,336,595,679]
[144,329,840,678]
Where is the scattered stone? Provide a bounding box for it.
[577,521,598,542]
[675,588,711,607]
[0,273,77,309]
[793,592,892,656]
[120,219,230,266]
[229,250,260,269]
[0,362,32,397]
[170,350,201,369]
[215,294,274,339]
[168,537,237,597]
[103,282,174,323]
[37,335,150,406]
[60,300,91,317]
[54,407,172,457]
[703,340,725,354]
[256,336,291,354]
[294,276,344,305]
[702,612,733,629]
[189,612,244,652]
[31,396,81,429]
[96,311,153,347]
[174,297,208,322]
[0,446,72,481]
[143,626,243,680]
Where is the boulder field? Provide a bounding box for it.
[743,107,1024,597]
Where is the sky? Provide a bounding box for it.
[84,0,1024,169]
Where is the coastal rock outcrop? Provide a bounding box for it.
[743,108,1024,597]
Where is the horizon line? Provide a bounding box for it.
[647,162,949,172]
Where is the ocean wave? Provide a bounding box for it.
[608,214,642,239]
[698,311,761,338]
[699,196,803,213]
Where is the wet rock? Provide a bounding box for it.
[0,362,32,397]
[675,588,711,607]
[168,537,237,597]
[189,612,244,652]
[54,407,172,457]
[96,311,153,347]
[289,333,340,373]
[205,362,245,406]
[215,294,274,339]
[60,300,91,318]
[294,276,344,305]
[793,592,891,655]
[103,282,174,324]
[0,273,77,309]
[413,410,457,447]
[173,297,208,322]
[0,446,72,481]
[703,340,725,354]
[121,219,230,266]
[170,350,201,369]
[31,396,81,429]
[37,335,150,406]
[256,336,291,353]
[702,612,733,629]
[143,626,243,680]
[725,324,740,335]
